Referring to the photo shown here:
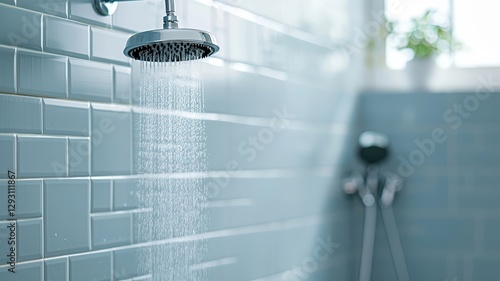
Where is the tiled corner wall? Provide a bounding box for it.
[0,0,361,280]
[355,92,500,281]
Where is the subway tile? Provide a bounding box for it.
[18,136,67,178]
[91,27,130,65]
[44,179,90,257]
[0,47,15,93]
[69,138,90,177]
[0,221,14,264]
[0,135,15,178]
[227,14,261,65]
[397,216,475,252]
[69,59,113,102]
[0,260,42,280]
[473,258,500,281]
[457,192,500,210]
[359,93,450,128]
[113,179,139,210]
[114,247,145,279]
[92,179,111,212]
[17,219,43,261]
[112,1,161,32]
[0,5,42,50]
[69,252,111,281]
[44,16,89,58]
[18,0,68,17]
[114,65,131,104]
[17,50,67,98]
[0,94,41,134]
[447,93,500,124]
[15,141,55,181]
[456,151,500,168]
[91,213,132,249]
[0,180,42,219]
[45,258,68,281]
[69,0,112,27]
[483,218,500,250]
[43,99,90,136]
[91,106,132,175]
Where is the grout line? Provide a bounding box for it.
[88,179,92,253]
[66,256,69,281]
[13,47,18,94]
[88,99,92,176]
[66,137,69,177]
[40,14,44,52]
[65,56,69,99]
[110,247,114,280]
[110,180,114,212]
[41,180,45,260]
[14,134,18,177]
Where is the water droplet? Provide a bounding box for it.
[54,233,58,237]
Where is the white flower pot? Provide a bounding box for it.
[406,58,435,91]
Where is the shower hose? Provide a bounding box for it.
[358,170,410,281]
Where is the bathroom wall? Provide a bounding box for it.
[0,0,362,280]
[356,91,500,281]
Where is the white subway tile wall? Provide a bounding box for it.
[0,0,360,280]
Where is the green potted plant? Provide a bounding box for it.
[387,10,458,89]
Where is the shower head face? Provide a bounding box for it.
[124,28,219,62]
[358,131,390,164]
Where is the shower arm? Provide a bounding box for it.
[163,0,179,29]
[93,0,180,26]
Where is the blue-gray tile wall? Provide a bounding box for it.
[91,106,132,175]
[0,136,15,178]
[91,179,112,213]
[0,5,42,50]
[0,0,359,280]
[43,99,89,136]
[0,46,15,93]
[17,219,43,261]
[0,260,43,281]
[17,51,68,98]
[69,59,113,102]
[44,179,90,257]
[69,252,111,281]
[0,94,42,134]
[0,180,42,219]
[91,213,132,249]
[44,16,89,59]
[18,136,67,178]
[357,92,500,281]
[45,257,68,281]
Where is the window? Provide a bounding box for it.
[385,0,500,69]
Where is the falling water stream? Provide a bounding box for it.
[135,48,208,280]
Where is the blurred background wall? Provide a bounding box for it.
[0,0,499,280]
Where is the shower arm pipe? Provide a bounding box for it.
[163,0,179,29]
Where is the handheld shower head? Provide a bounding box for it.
[123,0,219,62]
[358,131,389,165]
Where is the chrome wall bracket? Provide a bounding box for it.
[93,0,118,16]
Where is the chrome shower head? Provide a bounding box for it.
[123,0,219,62]
[123,28,219,62]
